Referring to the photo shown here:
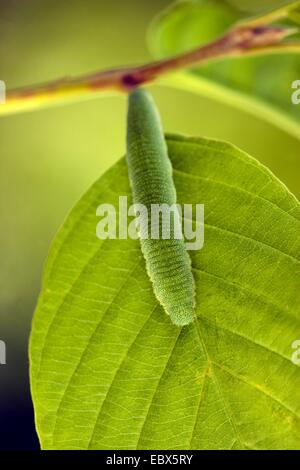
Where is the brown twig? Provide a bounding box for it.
[1,24,299,116]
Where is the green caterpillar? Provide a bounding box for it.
[126,88,196,326]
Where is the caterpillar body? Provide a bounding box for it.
[126,88,196,326]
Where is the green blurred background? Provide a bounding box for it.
[0,0,299,449]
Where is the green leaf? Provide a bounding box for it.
[289,6,300,24]
[149,0,300,138]
[30,134,300,449]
